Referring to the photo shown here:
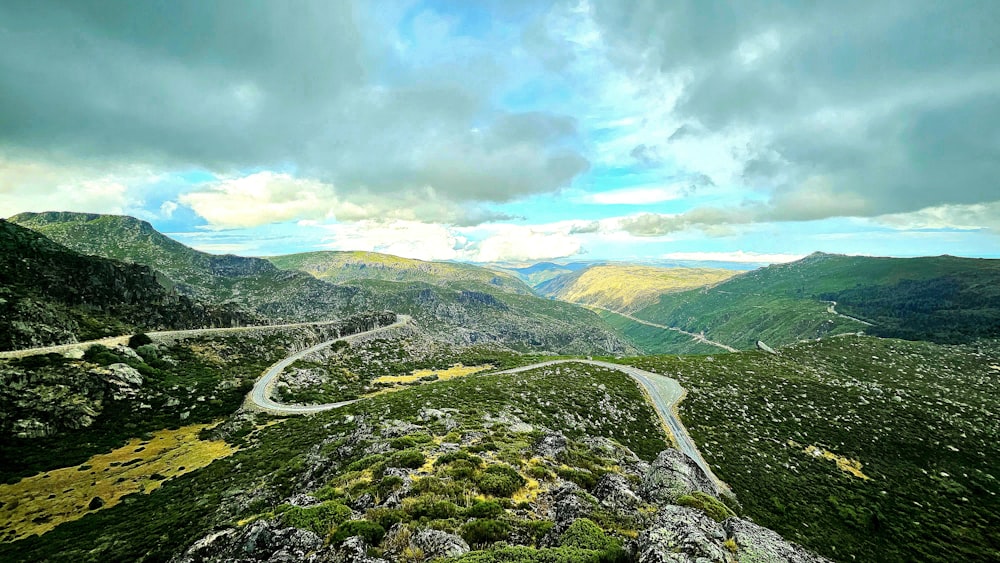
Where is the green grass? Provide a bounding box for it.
[619,336,1000,562]
[594,309,721,355]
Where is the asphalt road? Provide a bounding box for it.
[493,359,728,494]
[246,314,412,414]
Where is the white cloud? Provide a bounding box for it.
[318,220,466,262]
[873,201,1000,232]
[661,251,805,264]
[465,224,582,263]
[159,200,178,218]
[0,155,154,217]
[583,185,684,205]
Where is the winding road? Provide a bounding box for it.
[246,328,727,494]
[246,315,412,414]
[587,305,739,353]
[824,300,874,326]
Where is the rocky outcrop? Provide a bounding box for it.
[642,448,718,504]
[410,528,470,559]
[172,520,324,563]
[724,518,829,563]
[636,505,730,563]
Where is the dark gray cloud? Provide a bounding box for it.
[0,0,588,219]
[592,0,1000,218]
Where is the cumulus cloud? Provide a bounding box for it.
[466,224,582,263]
[581,0,1000,219]
[177,172,517,229]
[0,2,588,222]
[0,155,156,217]
[874,201,1000,232]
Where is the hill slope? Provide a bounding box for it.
[9,212,632,355]
[537,264,737,313]
[0,220,255,350]
[268,250,532,294]
[634,252,1000,349]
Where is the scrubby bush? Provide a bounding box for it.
[279,501,351,536]
[388,449,426,469]
[83,344,122,366]
[677,492,736,523]
[402,494,461,520]
[558,518,616,551]
[331,520,385,545]
[555,467,597,490]
[135,344,159,362]
[476,465,525,497]
[128,333,153,348]
[465,500,505,519]
[367,507,409,530]
[461,519,512,547]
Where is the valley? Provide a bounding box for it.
[1,214,998,563]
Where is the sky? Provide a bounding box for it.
[1,1,999,264]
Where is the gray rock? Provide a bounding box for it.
[642,449,717,505]
[173,519,323,562]
[535,432,568,459]
[724,518,830,562]
[756,341,778,355]
[636,505,729,563]
[319,536,388,563]
[411,528,470,559]
[593,473,642,513]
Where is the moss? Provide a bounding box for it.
[676,492,737,523]
[331,520,385,545]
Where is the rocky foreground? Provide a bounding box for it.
[176,411,827,563]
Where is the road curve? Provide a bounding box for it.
[493,359,729,494]
[246,315,412,414]
[587,305,738,353]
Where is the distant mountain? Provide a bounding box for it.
[267,251,532,294]
[9,212,633,355]
[0,220,255,350]
[494,261,593,287]
[635,251,1000,348]
[537,264,737,313]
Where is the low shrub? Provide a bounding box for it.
[461,518,512,547]
[676,492,736,523]
[476,465,525,497]
[331,520,386,545]
[279,501,351,536]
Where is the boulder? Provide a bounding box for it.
[535,432,568,459]
[641,449,717,505]
[724,518,830,562]
[173,520,323,562]
[593,473,642,513]
[410,528,470,559]
[636,505,729,563]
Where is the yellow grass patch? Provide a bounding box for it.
[512,476,541,504]
[554,265,737,312]
[803,445,871,480]
[374,364,492,384]
[0,422,236,542]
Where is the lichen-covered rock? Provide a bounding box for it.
[319,536,388,563]
[593,472,642,513]
[724,518,830,563]
[172,520,323,562]
[642,449,717,505]
[410,528,470,559]
[535,432,568,459]
[636,505,729,563]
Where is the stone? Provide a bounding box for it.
[593,473,642,513]
[724,518,831,562]
[88,496,105,510]
[410,528,470,559]
[636,505,729,563]
[641,449,717,505]
[535,432,568,459]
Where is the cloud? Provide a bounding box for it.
[661,251,805,264]
[466,224,582,263]
[313,219,584,263]
[874,201,1000,232]
[0,2,588,220]
[584,186,684,205]
[177,171,518,229]
[584,0,1000,218]
[0,155,156,217]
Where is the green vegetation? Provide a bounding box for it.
[634,252,1000,349]
[537,264,736,313]
[278,500,352,535]
[594,309,721,355]
[0,359,669,561]
[676,492,735,522]
[620,336,1000,562]
[268,250,533,295]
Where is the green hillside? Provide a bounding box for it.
[9,213,632,356]
[621,336,1000,562]
[634,252,1000,349]
[0,220,254,350]
[537,264,736,313]
[268,251,532,294]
